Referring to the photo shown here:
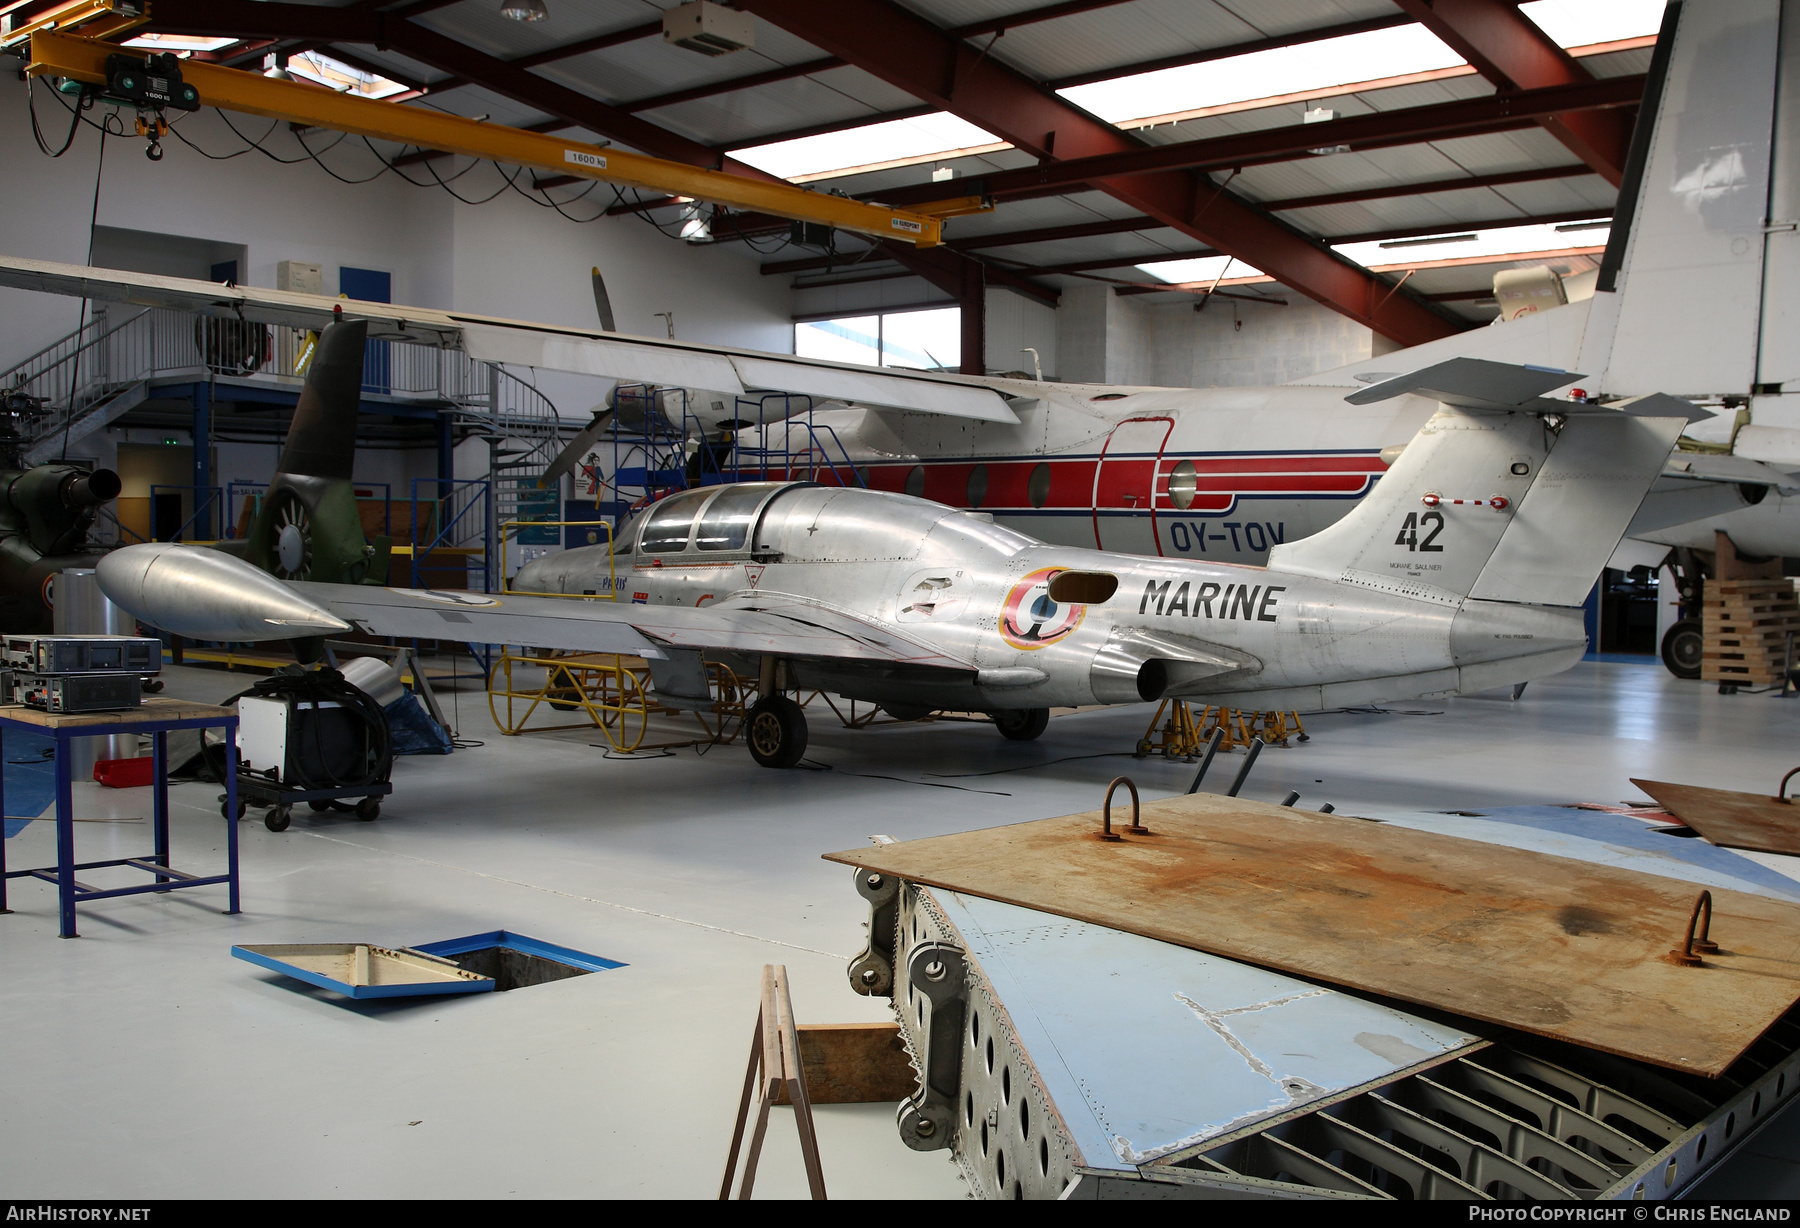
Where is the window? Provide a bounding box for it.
[1168,460,1199,510]
[638,491,709,553]
[694,484,767,552]
[795,307,960,372]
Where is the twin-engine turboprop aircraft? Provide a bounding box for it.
[95,360,1695,768]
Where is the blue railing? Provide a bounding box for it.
[409,477,489,592]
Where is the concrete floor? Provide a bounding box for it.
[0,657,1796,1199]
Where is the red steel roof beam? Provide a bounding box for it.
[734,0,1460,345]
[1389,0,1632,186]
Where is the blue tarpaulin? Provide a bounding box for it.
[386,693,452,755]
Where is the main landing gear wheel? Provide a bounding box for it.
[746,695,808,769]
[1662,618,1704,680]
[994,708,1050,742]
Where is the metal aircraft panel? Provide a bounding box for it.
[825,791,1800,1077]
[730,356,1018,423]
[1470,414,1686,606]
[458,323,746,396]
[934,890,1481,1169]
[288,581,974,668]
[1606,0,1781,398]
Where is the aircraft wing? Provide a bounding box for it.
[0,254,1018,424]
[288,582,974,670]
[1664,453,1800,490]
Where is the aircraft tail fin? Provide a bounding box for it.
[1269,361,1688,607]
[277,319,367,481]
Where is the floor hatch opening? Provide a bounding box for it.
[412,930,625,991]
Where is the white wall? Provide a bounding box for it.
[984,290,1057,379]
[1148,296,1375,387]
[0,87,794,501]
[1055,282,1373,388]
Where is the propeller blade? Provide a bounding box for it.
[591,267,616,333]
[538,410,614,488]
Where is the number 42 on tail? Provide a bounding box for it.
[1395,511,1444,552]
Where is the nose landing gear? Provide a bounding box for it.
[746,694,808,768]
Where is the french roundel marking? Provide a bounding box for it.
[999,567,1085,650]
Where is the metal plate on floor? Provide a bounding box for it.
[826,793,1800,1077]
[1632,779,1800,857]
[232,943,495,999]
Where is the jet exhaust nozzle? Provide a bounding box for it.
[57,468,121,510]
[1089,627,1251,704]
[96,543,352,641]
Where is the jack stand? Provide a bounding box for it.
[720,964,826,1201]
[1135,698,1204,759]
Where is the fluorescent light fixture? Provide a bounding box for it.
[1380,233,1477,249]
[501,0,549,21]
[1336,220,1610,268]
[1555,220,1612,232]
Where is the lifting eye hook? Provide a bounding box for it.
[1098,776,1149,841]
[1667,890,1719,966]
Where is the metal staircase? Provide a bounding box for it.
[0,305,568,589]
[432,355,565,589]
[0,306,159,463]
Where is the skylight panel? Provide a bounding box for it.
[1517,0,1666,47]
[1136,255,1265,285]
[287,51,410,100]
[733,113,1000,182]
[1333,219,1610,269]
[1060,25,1465,126]
[122,33,237,52]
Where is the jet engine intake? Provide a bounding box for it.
[1088,627,1251,704]
[1047,570,1118,604]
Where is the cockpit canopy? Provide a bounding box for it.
[626,482,800,557]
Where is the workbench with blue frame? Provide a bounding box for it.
[0,697,239,937]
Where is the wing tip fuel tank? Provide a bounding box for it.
[97,544,352,641]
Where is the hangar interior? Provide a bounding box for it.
[1,0,1799,1203]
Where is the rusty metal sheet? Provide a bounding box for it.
[824,792,1800,1077]
[1632,778,1800,857]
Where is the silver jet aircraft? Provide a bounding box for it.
[97,360,1692,768]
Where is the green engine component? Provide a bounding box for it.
[0,465,122,633]
[239,319,390,587]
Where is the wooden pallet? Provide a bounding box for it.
[1702,578,1800,683]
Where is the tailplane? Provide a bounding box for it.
[1268,360,1692,607]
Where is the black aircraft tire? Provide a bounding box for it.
[746,696,808,769]
[1662,618,1704,680]
[994,708,1051,741]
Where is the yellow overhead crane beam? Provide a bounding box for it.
[25,29,983,246]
